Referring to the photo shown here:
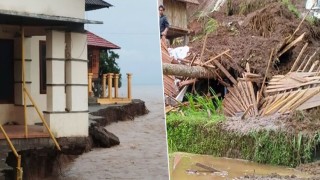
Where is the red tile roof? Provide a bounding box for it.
[87,31,120,49]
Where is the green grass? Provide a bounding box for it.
[167,118,320,167]
[167,88,224,123]
[281,0,300,18]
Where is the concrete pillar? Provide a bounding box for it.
[53,31,88,137]
[102,74,107,97]
[107,73,113,99]
[114,74,119,98]
[65,32,88,112]
[127,73,132,100]
[45,30,66,112]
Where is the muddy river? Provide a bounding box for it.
[170,152,312,180]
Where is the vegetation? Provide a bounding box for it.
[99,50,122,87]
[167,118,320,167]
[281,0,300,18]
[166,89,225,153]
[191,17,219,42]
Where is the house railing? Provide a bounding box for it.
[0,125,23,180]
[88,73,133,104]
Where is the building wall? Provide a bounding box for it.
[88,47,100,79]
[0,31,46,125]
[0,0,85,19]
[164,0,188,29]
[0,26,18,125]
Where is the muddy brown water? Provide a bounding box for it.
[51,85,169,180]
[170,152,312,180]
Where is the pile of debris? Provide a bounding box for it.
[162,1,320,117]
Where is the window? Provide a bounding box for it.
[39,41,46,94]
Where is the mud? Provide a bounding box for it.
[54,86,169,180]
[90,99,149,126]
[169,152,317,180]
[223,108,320,136]
[187,2,320,80]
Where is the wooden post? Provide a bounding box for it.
[107,73,114,100]
[21,26,28,138]
[102,74,107,97]
[88,73,93,96]
[114,74,119,98]
[127,73,132,100]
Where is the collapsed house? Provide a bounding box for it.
[162,1,320,117]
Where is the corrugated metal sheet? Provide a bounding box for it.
[87,31,120,49]
[161,39,179,97]
[176,0,199,5]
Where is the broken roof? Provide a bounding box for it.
[85,0,112,11]
[87,31,120,49]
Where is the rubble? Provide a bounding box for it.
[162,1,320,117]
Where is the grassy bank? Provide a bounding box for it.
[167,117,320,167]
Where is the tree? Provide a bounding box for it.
[162,63,216,78]
[99,50,122,88]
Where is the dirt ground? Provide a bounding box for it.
[187,2,320,79]
[223,107,320,135]
[54,86,169,180]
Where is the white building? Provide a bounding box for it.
[0,0,111,138]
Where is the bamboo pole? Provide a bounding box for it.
[21,26,28,138]
[24,87,61,151]
[0,125,23,180]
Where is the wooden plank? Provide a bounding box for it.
[243,81,254,115]
[302,50,318,72]
[264,93,291,115]
[289,73,308,83]
[247,80,258,116]
[265,80,320,93]
[239,81,252,115]
[241,104,254,119]
[308,60,319,72]
[204,49,230,65]
[258,49,274,101]
[289,88,320,111]
[296,90,320,111]
[297,55,310,71]
[212,59,237,84]
[195,163,220,173]
[278,33,305,58]
[229,87,247,110]
[199,33,208,65]
[264,91,298,115]
[278,90,307,113]
[228,89,246,111]
[290,42,308,72]
[223,98,237,113]
[224,96,241,112]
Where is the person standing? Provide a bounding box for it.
[159,5,169,39]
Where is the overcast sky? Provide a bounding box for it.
[85,0,162,85]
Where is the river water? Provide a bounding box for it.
[56,84,170,179]
[170,152,312,180]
